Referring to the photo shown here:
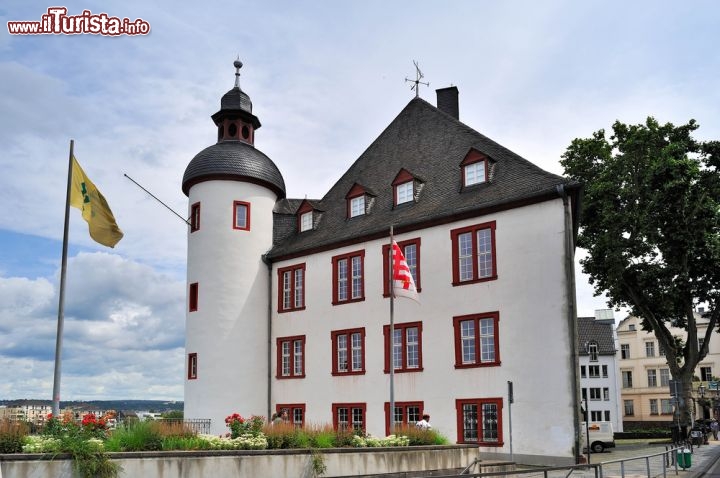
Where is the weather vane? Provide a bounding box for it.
[405,60,429,98]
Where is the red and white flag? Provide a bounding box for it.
[391,240,419,302]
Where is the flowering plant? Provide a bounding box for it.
[225,413,265,438]
[81,412,107,431]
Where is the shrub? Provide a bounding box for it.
[105,421,163,452]
[197,433,268,450]
[393,425,448,445]
[307,424,336,449]
[262,422,295,449]
[0,419,28,453]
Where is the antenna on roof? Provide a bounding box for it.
[234,56,243,88]
[405,60,429,98]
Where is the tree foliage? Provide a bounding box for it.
[561,117,720,426]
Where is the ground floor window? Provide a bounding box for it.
[383,401,423,435]
[275,403,305,427]
[455,397,503,445]
[332,403,366,432]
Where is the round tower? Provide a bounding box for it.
[182,61,285,435]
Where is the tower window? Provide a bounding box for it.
[189,283,198,312]
[233,201,250,231]
[228,123,237,138]
[242,125,250,139]
[188,353,197,380]
[190,203,200,232]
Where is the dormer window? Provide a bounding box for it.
[350,196,365,217]
[296,199,320,233]
[346,183,373,218]
[464,162,486,186]
[392,169,421,207]
[396,181,413,205]
[461,149,490,188]
[300,212,313,232]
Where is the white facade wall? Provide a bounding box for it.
[579,354,624,432]
[185,180,276,435]
[271,198,576,461]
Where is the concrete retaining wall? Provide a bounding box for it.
[0,445,512,478]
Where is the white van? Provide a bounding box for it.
[581,422,615,453]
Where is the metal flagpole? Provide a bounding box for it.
[389,225,395,432]
[52,139,74,417]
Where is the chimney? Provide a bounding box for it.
[436,86,459,120]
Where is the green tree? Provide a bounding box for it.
[161,410,184,420]
[561,117,720,430]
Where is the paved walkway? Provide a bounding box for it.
[582,441,720,478]
[513,442,720,478]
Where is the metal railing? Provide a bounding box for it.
[436,446,683,478]
[159,418,212,435]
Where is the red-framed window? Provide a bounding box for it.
[331,328,365,375]
[383,321,423,373]
[296,199,315,232]
[392,169,417,206]
[450,221,497,285]
[384,401,424,435]
[456,397,503,446]
[276,403,306,427]
[190,202,200,232]
[189,282,198,312]
[460,149,489,187]
[332,250,365,305]
[382,238,421,296]
[276,335,305,379]
[346,183,368,218]
[187,353,197,380]
[277,263,306,312]
[332,403,366,432]
[233,201,250,230]
[453,312,500,368]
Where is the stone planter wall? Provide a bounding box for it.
[0,445,513,478]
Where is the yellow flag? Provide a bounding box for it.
[69,156,124,248]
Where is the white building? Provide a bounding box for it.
[578,310,623,432]
[183,61,584,464]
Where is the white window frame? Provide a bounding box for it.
[396,181,414,205]
[464,161,486,186]
[350,196,365,217]
[300,211,313,232]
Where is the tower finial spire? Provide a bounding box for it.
[233,57,243,88]
[405,60,429,98]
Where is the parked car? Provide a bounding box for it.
[581,422,616,453]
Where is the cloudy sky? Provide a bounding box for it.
[1,1,718,401]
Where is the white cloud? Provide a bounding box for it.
[0,252,185,400]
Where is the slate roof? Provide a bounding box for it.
[182,140,286,198]
[267,96,580,260]
[577,317,617,355]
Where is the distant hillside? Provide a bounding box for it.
[0,399,183,412]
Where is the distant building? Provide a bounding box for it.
[617,310,720,429]
[2,400,52,425]
[577,310,623,431]
[183,61,584,464]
